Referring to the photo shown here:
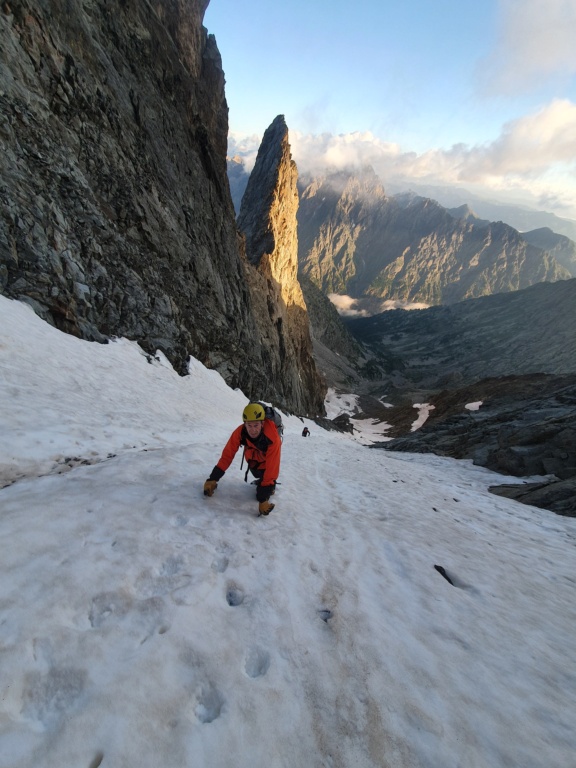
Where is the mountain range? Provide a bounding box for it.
[297,168,572,305]
[446,205,576,276]
[386,180,576,242]
[345,277,576,392]
[229,157,575,306]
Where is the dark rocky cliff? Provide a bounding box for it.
[381,374,576,517]
[0,1,325,415]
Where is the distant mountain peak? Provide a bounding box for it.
[299,164,387,204]
[448,203,479,220]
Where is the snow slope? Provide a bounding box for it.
[1,296,575,768]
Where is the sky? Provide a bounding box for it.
[1,293,576,767]
[204,0,576,219]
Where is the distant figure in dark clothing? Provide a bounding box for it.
[302,426,310,437]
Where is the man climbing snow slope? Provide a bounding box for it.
[203,402,282,516]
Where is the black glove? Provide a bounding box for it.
[208,466,225,482]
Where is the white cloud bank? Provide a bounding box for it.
[461,100,576,178]
[229,97,576,219]
[292,99,576,218]
[328,295,429,317]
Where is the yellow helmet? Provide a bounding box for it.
[242,403,266,422]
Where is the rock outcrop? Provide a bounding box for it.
[0,2,325,415]
[488,478,576,517]
[237,116,325,415]
[297,168,570,305]
[380,374,576,517]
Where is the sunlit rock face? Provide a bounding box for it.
[297,168,570,304]
[237,116,326,415]
[0,2,325,414]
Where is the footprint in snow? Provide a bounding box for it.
[226,584,245,606]
[211,555,229,573]
[21,667,87,727]
[244,647,270,678]
[89,590,132,628]
[194,684,224,723]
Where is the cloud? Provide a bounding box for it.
[227,132,260,172]
[290,131,403,176]
[441,99,576,180]
[328,294,363,316]
[328,295,429,317]
[480,0,576,93]
[228,101,576,219]
[289,101,576,182]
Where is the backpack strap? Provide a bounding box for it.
[239,425,247,478]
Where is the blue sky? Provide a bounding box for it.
[204,0,576,219]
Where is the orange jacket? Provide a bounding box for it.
[216,419,281,488]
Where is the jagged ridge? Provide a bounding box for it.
[297,168,571,304]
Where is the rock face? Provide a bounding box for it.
[237,116,325,414]
[488,478,576,517]
[381,374,576,517]
[522,227,576,277]
[298,274,377,390]
[297,169,570,304]
[0,2,325,414]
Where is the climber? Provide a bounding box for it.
[203,402,282,516]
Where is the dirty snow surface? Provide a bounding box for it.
[1,296,575,768]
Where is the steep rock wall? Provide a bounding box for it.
[0,1,325,414]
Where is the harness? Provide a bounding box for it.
[239,425,272,482]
